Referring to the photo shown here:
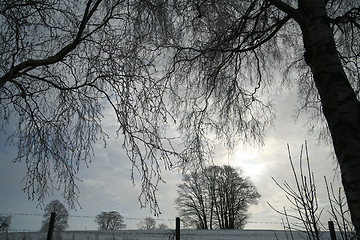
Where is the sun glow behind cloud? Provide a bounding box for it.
[231,148,263,179]
[215,145,264,181]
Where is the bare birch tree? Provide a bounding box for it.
[0,0,180,211]
[165,0,360,236]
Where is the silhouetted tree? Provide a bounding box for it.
[176,165,260,229]
[157,223,168,230]
[0,215,11,232]
[95,211,126,230]
[1,1,360,236]
[138,217,157,230]
[40,200,69,232]
[176,171,209,229]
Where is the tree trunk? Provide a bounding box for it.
[297,1,360,237]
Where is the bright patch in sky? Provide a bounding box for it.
[229,147,263,180]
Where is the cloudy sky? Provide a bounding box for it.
[0,85,344,231]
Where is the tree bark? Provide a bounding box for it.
[296,0,360,237]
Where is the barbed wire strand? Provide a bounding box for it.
[0,213,307,225]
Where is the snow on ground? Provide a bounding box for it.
[0,229,337,240]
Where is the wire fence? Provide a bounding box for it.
[0,229,317,240]
[0,212,292,233]
[0,213,179,232]
[0,213,345,240]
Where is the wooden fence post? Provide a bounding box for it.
[328,220,337,240]
[176,217,180,240]
[47,212,56,240]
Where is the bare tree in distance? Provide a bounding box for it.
[1,1,360,236]
[95,211,126,230]
[176,165,260,229]
[40,200,69,232]
[138,217,157,230]
[157,223,169,230]
[0,215,11,232]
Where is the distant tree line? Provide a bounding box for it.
[39,168,259,232]
[38,200,168,231]
[95,213,168,230]
[176,165,260,229]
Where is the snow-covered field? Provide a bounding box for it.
[0,229,335,240]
